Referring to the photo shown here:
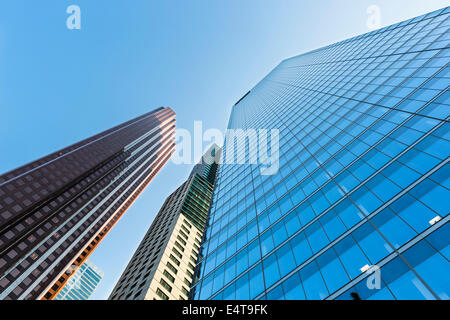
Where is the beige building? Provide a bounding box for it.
[109,145,220,300]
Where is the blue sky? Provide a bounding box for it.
[0,0,447,300]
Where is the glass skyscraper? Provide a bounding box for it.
[54,259,103,300]
[191,7,450,300]
[109,145,220,300]
[0,107,175,300]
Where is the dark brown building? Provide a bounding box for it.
[0,107,176,300]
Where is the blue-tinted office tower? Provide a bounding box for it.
[55,260,103,300]
[191,7,450,300]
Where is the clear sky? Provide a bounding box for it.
[0,0,447,300]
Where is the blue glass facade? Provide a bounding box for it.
[191,7,450,300]
[55,260,103,300]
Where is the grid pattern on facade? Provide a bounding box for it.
[0,107,176,300]
[109,181,190,300]
[191,7,450,300]
[54,260,103,300]
[109,145,220,300]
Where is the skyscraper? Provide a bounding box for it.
[0,107,176,300]
[54,259,103,300]
[191,7,450,300]
[109,145,220,300]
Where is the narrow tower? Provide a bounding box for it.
[109,145,221,300]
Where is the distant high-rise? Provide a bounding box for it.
[0,107,176,300]
[109,145,220,300]
[191,7,450,300]
[54,259,103,300]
